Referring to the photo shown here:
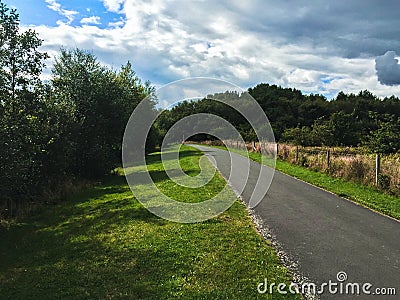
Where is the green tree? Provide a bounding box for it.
[52,49,116,177]
[281,126,312,146]
[51,49,155,177]
[310,118,335,147]
[364,116,400,154]
[0,0,50,211]
[328,111,361,146]
[0,1,48,101]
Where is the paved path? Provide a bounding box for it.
[193,145,400,299]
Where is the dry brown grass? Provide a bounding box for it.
[221,141,400,195]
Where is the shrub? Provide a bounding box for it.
[345,157,368,182]
[378,174,391,191]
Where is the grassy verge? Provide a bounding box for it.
[0,145,299,299]
[218,146,400,220]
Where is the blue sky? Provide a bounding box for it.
[6,0,123,28]
[5,0,400,98]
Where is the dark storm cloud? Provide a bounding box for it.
[228,0,400,58]
[375,51,400,85]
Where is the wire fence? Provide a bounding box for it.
[201,140,400,195]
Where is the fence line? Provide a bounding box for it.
[213,140,399,194]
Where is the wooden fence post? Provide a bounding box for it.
[375,154,381,186]
[295,145,299,162]
[276,143,279,158]
[327,148,331,168]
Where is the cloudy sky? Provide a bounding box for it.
[6,0,400,99]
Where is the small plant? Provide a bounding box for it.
[345,157,367,182]
[378,174,391,191]
[301,156,308,167]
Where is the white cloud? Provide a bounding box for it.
[28,0,400,99]
[102,0,125,13]
[80,16,101,25]
[108,18,126,28]
[45,0,78,24]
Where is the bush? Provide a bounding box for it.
[345,158,368,182]
[378,174,391,191]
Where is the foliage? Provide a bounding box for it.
[281,126,311,146]
[309,118,335,147]
[0,1,156,215]
[0,2,48,100]
[377,174,391,191]
[159,83,400,151]
[51,49,153,178]
[0,1,50,210]
[364,115,400,154]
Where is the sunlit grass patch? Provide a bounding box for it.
[0,145,298,299]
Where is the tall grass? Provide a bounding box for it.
[221,141,400,196]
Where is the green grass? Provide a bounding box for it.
[221,146,400,220]
[0,145,299,299]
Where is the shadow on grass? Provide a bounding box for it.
[125,148,204,185]
[119,148,201,168]
[126,168,203,185]
[0,155,298,300]
[146,149,201,164]
[0,174,193,299]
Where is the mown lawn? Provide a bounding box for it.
[0,145,299,299]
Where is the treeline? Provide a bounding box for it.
[0,2,154,215]
[157,85,400,154]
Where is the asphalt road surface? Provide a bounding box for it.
[192,145,400,299]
